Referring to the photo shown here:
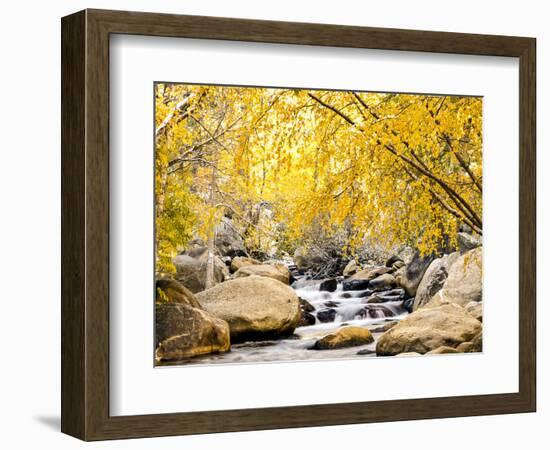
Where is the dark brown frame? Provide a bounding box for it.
[61,8,536,441]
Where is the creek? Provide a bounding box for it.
[169,276,409,366]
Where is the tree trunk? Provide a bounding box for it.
[205,166,217,290]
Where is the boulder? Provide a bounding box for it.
[356,290,374,300]
[393,264,406,280]
[173,253,229,293]
[392,260,406,270]
[369,273,396,291]
[316,308,337,323]
[465,301,483,322]
[426,346,460,355]
[403,298,414,313]
[184,245,211,259]
[299,297,315,313]
[230,256,261,273]
[319,278,338,292]
[233,263,290,284]
[362,304,399,319]
[458,232,482,253]
[385,255,404,267]
[324,300,340,308]
[356,349,376,355]
[196,276,301,342]
[395,251,435,297]
[343,260,360,277]
[412,252,460,311]
[376,303,482,356]
[342,279,370,291]
[371,321,398,333]
[214,217,247,257]
[351,266,393,281]
[429,247,482,308]
[155,303,230,360]
[471,331,483,351]
[364,292,401,303]
[185,237,206,251]
[221,256,232,267]
[312,326,374,350]
[455,332,483,353]
[155,278,202,309]
[298,312,316,327]
[298,297,316,327]
[385,288,407,297]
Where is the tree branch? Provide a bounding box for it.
[352,92,379,120]
[403,166,482,235]
[443,135,483,193]
[155,94,194,138]
[384,144,482,229]
[305,92,483,231]
[189,113,231,153]
[308,93,356,126]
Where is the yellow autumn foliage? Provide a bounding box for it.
[155,83,482,273]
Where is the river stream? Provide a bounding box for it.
[162,276,409,366]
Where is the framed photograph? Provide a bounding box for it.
[61,9,536,440]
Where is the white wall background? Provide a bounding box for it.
[0,0,546,448]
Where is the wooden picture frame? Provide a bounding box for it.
[61,8,536,441]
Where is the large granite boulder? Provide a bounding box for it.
[233,263,290,284]
[412,252,460,311]
[395,251,435,297]
[173,252,229,293]
[230,256,261,273]
[155,303,230,361]
[312,326,374,350]
[196,276,301,342]
[428,247,482,308]
[376,303,482,356]
[155,278,202,309]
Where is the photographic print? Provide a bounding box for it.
[154,83,483,366]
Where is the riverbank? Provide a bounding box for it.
[155,241,483,366]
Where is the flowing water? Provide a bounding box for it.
[162,276,410,366]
